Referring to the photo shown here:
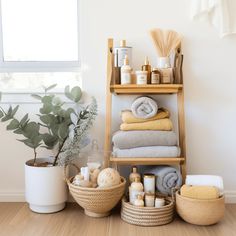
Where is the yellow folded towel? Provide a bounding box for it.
[120,118,173,131]
[121,108,170,124]
[180,185,220,200]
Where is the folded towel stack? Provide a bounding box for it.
[112,96,180,158]
[180,175,224,200]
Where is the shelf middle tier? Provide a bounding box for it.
[110,157,185,165]
[110,84,183,94]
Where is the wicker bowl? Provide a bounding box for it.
[65,165,126,218]
[121,196,175,226]
[176,191,225,225]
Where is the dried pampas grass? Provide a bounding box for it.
[149,28,182,57]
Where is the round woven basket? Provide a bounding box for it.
[121,196,175,226]
[176,191,225,225]
[65,164,126,218]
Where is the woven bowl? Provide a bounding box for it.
[176,191,225,225]
[121,196,175,226]
[65,164,126,218]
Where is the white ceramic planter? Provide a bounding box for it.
[25,158,68,214]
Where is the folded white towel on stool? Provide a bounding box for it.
[186,175,224,195]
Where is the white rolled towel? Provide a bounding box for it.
[186,175,224,195]
[131,96,158,119]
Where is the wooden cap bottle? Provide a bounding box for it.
[129,166,141,183]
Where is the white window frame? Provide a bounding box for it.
[0,0,80,73]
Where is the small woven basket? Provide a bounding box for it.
[65,164,126,218]
[121,195,175,226]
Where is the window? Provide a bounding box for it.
[0,0,80,72]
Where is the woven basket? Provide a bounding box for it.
[65,164,126,218]
[121,196,175,226]
[176,191,225,225]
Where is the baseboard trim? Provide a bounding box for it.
[0,191,74,202]
[0,191,25,202]
[224,191,236,204]
[1,191,236,203]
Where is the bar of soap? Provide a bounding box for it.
[97,168,120,188]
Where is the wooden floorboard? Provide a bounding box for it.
[0,203,236,236]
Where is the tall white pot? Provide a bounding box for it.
[25,158,68,213]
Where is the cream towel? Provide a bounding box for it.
[120,118,173,131]
[186,175,224,195]
[180,185,220,200]
[121,108,169,124]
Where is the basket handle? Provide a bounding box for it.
[64,163,80,184]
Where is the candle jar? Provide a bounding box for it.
[145,193,155,207]
[143,173,155,194]
[155,197,165,208]
[135,71,148,85]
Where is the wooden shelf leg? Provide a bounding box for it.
[104,38,113,168]
[177,89,186,183]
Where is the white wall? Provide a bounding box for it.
[0,0,236,202]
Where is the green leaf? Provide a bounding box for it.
[42,95,53,104]
[31,94,42,100]
[64,85,74,101]
[52,105,62,115]
[23,122,40,139]
[39,115,53,125]
[42,134,58,149]
[13,128,23,134]
[7,119,20,130]
[11,105,19,117]
[45,84,57,92]
[71,86,82,102]
[7,106,13,116]
[40,103,53,114]
[1,115,11,122]
[20,114,29,126]
[17,139,38,149]
[52,96,62,106]
[0,110,3,118]
[58,123,69,140]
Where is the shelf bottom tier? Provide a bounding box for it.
[109,157,185,165]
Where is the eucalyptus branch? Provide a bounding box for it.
[53,136,68,166]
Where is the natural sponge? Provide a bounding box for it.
[97,168,121,188]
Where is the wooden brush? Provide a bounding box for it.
[149,28,182,57]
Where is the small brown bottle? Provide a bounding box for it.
[129,166,141,184]
[141,56,151,84]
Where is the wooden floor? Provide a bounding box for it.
[0,203,236,236]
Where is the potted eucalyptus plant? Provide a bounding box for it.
[0,85,97,213]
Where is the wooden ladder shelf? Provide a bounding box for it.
[104,38,186,180]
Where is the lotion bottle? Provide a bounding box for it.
[141,56,151,84]
[129,166,141,184]
[121,55,132,85]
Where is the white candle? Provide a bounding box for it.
[143,174,155,194]
[145,194,155,207]
[155,198,165,208]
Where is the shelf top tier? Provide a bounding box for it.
[110,157,185,165]
[110,84,183,94]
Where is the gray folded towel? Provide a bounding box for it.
[113,146,180,158]
[131,96,158,119]
[141,165,182,195]
[112,130,177,149]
